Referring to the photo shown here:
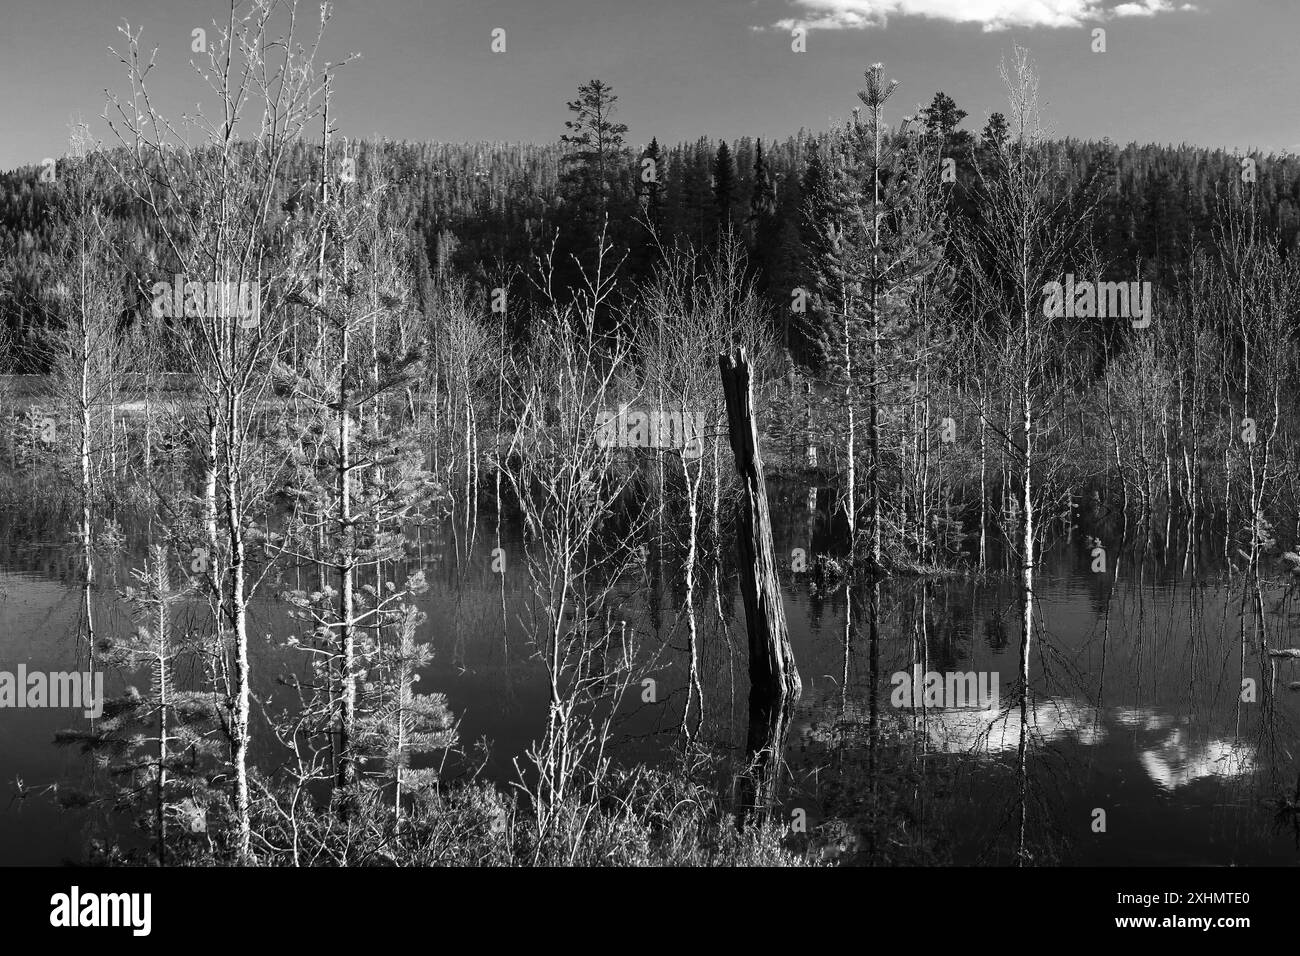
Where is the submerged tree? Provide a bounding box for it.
[958,44,1100,863]
[502,232,655,861]
[46,131,124,666]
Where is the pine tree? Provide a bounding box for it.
[980,112,1010,152]
[279,186,453,813]
[560,79,630,226]
[57,545,224,865]
[357,605,457,823]
[919,91,974,154]
[804,64,944,560]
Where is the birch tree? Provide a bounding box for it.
[105,0,336,859]
[958,45,1099,863]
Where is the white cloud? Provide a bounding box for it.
[1113,0,1179,17]
[765,0,1195,33]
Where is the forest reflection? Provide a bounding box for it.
[3,479,1297,865]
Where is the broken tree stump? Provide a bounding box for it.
[718,348,801,704]
[720,348,801,823]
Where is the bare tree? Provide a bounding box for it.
[958,45,1099,863]
[105,0,337,859]
[503,233,653,862]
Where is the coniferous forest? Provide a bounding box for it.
[2,1,1300,907]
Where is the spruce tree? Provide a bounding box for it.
[798,140,841,359]
[749,139,777,223]
[637,137,665,230]
[748,138,778,257]
[768,169,807,354]
[713,140,736,233]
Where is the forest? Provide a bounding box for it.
[1,0,1299,869]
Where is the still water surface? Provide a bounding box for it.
[2,492,1297,865]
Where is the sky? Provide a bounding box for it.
[1,0,1296,171]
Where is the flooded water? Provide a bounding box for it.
[2,489,1298,865]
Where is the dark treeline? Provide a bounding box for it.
[4,80,1300,372]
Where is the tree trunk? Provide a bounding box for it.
[337,316,357,796]
[719,349,800,823]
[718,348,801,703]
